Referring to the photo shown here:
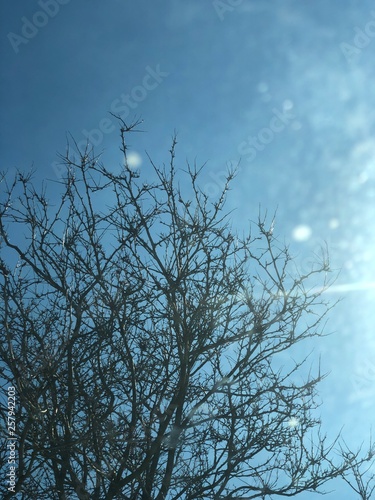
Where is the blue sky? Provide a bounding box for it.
[1,0,375,497]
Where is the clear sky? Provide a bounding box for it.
[1,1,375,497]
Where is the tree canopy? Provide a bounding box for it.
[0,119,374,499]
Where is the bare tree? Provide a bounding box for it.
[338,439,375,500]
[0,119,373,499]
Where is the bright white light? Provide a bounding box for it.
[292,224,312,242]
[287,417,299,428]
[127,151,142,170]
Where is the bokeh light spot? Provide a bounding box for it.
[292,224,312,241]
[127,151,142,170]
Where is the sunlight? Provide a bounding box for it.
[321,281,375,294]
[287,417,300,428]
